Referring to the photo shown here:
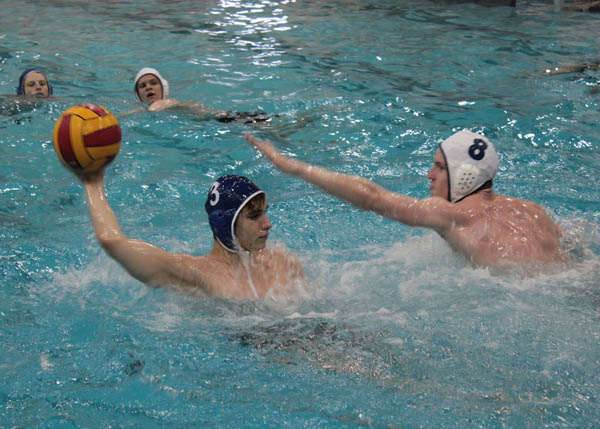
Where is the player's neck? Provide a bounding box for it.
[209,240,256,265]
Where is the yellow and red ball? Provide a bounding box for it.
[53,103,121,174]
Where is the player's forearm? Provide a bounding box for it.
[287,156,431,223]
[291,160,385,211]
[84,177,123,242]
[246,133,399,212]
[116,107,144,118]
[173,101,221,120]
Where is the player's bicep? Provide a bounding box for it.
[382,195,461,231]
[101,237,184,286]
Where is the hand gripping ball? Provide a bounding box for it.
[53,103,122,174]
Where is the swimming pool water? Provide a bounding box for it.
[1,0,599,426]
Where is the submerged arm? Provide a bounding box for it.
[151,100,272,125]
[151,99,228,120]
[116,107,146,119]
[563,0,600,10]
[536,63,588,75]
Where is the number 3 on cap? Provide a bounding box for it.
[468,138,487,161]
[208,182,220,206]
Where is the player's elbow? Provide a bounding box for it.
[96,233,125,256]
[97,236,166,288]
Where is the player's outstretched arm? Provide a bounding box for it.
[245,133,457,231]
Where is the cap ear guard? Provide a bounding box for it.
[208,208,235,250]
[162,79,169,99]
[208,209,227,228]
[453,164,481,196]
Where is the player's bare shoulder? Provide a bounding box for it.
[258,247,304,278]
[498,194,555,222]
[489,194,565,248]
[168,252,225,294]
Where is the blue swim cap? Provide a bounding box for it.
[16,69,53,96]
[205,175,265,253]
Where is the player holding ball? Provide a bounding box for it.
[53,104,304,300]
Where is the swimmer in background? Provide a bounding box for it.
[246,130,570,272]
[0,69,55,116]
[536,60,600,76]
[561,0,600,12]
[80,169,304,299]
[120,67,271,125]
[16,69,53,98]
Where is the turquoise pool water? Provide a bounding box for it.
[1,0,599,426]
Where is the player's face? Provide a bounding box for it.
[136,74,163,104]
[23,72,49,97]
[234,197,272,252]
[427,148,449,200]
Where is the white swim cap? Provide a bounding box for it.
[439,129,499,203]
[133,67,169,102]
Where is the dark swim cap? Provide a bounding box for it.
[205,175,265,253]
[16,69,53,95]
